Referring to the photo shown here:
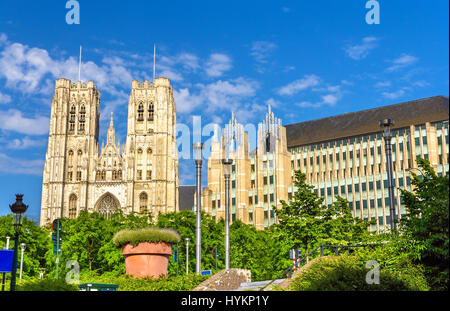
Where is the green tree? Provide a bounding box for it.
[275,170,372,262]
[399,158,449,290]
[0,215,50,278]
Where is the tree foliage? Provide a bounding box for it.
[275,170,373,258]
[399,158,449,290]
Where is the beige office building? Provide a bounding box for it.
[202,96,449,233]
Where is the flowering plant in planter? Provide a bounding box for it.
[113,227,181,278]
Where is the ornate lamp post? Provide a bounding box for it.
[193,142,204,274]
[380,119,397,231]
[9,194,28,291]
[222,158,233,269]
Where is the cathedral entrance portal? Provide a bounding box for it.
[95,193,120,219]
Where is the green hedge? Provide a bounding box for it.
[79,272,208,291]
[16,279,79,291]
[290,255,429,291]
[113,227,181,247]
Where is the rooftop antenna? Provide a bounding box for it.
[78,45,82,82]
[153,44,156,81]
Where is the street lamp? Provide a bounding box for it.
[379,119,397,231]
[193,142,204,274]
[185,238,190,275]
[9,194,28,291]
[19,243,25,280]
[222,158,233,270]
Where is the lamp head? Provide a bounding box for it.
[193,142,204,161]
[222,158,233,175]
[379,119,394,128]
[9,194,28,214]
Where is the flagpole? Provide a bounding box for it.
[78,46,82,82]
[153,44,156,81]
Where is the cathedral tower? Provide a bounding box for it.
[125,78,179,216]
[40,79,100,225]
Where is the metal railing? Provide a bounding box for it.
[259,241,388,291]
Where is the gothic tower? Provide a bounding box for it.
[40,79,100,225]
[125,78,179,217]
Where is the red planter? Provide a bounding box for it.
[122,242,172,278]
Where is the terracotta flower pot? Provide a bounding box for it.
[122,242,173,278]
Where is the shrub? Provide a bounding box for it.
[79,271,208,291]
[290,255,429,291]
[113,227,181,247]
[16,278,79,291]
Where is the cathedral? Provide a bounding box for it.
[40,77,179,226]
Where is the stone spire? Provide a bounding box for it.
[107,112,116,146]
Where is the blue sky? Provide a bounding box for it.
[0,0,448,221]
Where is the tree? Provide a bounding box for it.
[275,170,372,262]
[0,215,50,278]
[399,158,449,290]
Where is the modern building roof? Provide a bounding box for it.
[285,95,449,148]
[178,185,196,211]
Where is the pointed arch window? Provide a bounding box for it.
[97,194,119,219]
[69,105,76,132]
[137,148,143,161]
[68,150,74,167]
[140,192,148,212]
[148,102,154,121]
[137,103,144,121]
[69,194,77,219]
[79,105,86,132]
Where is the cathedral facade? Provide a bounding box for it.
[40,77,179,226]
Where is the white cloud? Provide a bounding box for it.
[0,91,11,104]
[250,41,277,64]
[0,109,49,135]
[387,54,418,72]
[205,53,232,77]
[0,33,7,46]
[382,87,410,99]
[6,136,45,149]
[0,152,44,175]
[174,77,259,116]
[375,81,392,88]
[344,37,378,60]
[277,75,320,96]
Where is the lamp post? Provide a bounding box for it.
[185,238,190,275]
[9,194,28,291]
[193,142,204,274]
[222,158,233,270]
[380,119,397,231]
[19,243,26,280]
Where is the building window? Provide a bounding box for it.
[68,150,74,167]
[76,171,82,181]
[78,105,86,132]
[137,170,142,180]
[137,103,144,121]
[140,192,148,212]
[101,170,106,180]
[146,170,152,180]
[69,194,77,219]
[148,102,154,121]
[67,171,73,181]
[69,105,76,132]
